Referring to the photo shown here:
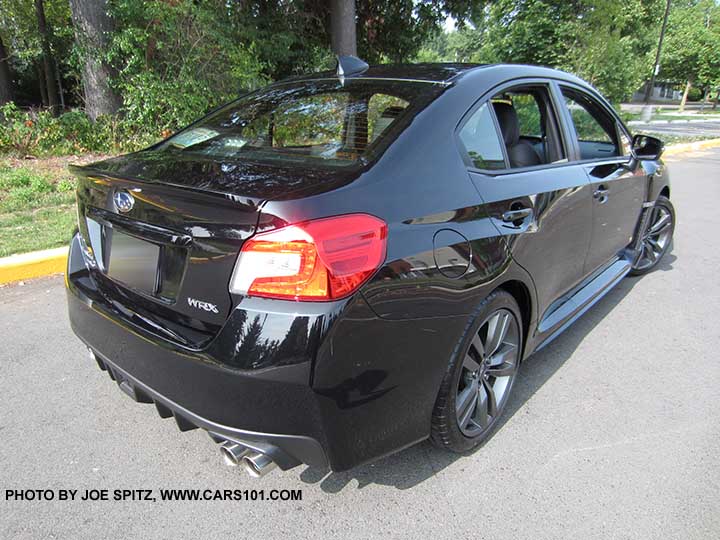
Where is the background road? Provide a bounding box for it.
[1,149,719,539]
[632,120,720,139]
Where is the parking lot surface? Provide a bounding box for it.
[1,149,719,539]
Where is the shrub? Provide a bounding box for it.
[0,102,160,157]
[687,86,704,102]
[110,0,267,132]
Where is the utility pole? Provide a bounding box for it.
[644,0,672,104]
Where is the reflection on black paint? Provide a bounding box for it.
[225,311,312,370]
[315,370,395,409]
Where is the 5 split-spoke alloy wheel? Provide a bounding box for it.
[431,289,523,452]
[456,309,520,437]
[631,195,675,275]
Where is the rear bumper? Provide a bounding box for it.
[67,232,471,471]
[86,347,326,470]
[67,232,333,470]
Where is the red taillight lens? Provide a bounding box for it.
[229,214,387,301]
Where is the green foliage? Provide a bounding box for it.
[107,0,268,131]
[223,2,331,80]
[416,0,668,103]
[0,102,156,156]
[662,0,720,89]
[687,87,704,101]
[0,165,74,213]
[511,94,541,137]
[0,0,74,104]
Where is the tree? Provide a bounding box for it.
[416,0,665,103]
[661,0,720,111]
[0,35,13,104]
[226,1,328,81]
[331,0,357,56]
[34,0,59,114]
[352,0,480,64]
[69,0,122,120]
[108,0,266,131]
[564,1,665,104]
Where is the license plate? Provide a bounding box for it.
[107,230,160,293]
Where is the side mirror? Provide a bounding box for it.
[631,134,664,161]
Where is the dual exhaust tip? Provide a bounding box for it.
[220,442,277,478]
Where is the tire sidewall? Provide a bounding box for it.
[432,289,523,452]
[630,195,675,276]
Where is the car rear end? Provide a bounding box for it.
[66,75,446,473]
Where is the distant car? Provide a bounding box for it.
[66,58,674,476]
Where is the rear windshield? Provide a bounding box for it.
[158,79,442,167]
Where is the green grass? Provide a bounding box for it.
[619,111,642,123]
[0,166,77,257]
[0,206,76,257]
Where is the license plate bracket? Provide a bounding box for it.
[106,230,160,294]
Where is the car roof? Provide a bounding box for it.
[280,63,586,86]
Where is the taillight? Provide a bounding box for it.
[229,214,387,301]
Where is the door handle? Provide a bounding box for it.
[593,185,609,199]
[502,207,533,223]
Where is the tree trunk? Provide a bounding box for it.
[0,35,13,105]
[35,0,60,115]
[330,0,357,56]
[679,80,692,113]
[36,62,48,107]
[69,0,122,120]
[55,57,65,109]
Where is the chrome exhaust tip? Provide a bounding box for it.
[242,451,277,478]
[220,442,251,467]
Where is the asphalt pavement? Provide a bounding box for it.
[1,149,719,539]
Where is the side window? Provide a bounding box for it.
[511,94,542,138]
[458,103,506,170]
[489,86,565,168]
[561,87,620,160]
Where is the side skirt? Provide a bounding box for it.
[534,258,631,351]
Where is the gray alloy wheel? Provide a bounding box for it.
[631,196,675,275]
[456,308,520,437]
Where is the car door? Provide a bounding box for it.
[557,84,646,274]
[459,80,594,327]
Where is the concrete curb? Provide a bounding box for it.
[0,247,67,285]
[662,138,720,156]
[2,138,720,286]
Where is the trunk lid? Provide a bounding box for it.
[71,151,350,344]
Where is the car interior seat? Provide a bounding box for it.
[492,101,542,168]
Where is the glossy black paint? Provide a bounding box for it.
[66,63,670,472]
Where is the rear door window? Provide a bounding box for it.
[512,94,542,139]
[458,103,507,170]
[467,85,565,170]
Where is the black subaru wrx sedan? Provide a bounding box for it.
[66,58,674,476]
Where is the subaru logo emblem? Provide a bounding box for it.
[113,190,135,213]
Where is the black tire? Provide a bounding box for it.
[630,195,675,276]
[430,289,523,453]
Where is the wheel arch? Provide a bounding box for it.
[496,279,533,361]
[659,185,670,198]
